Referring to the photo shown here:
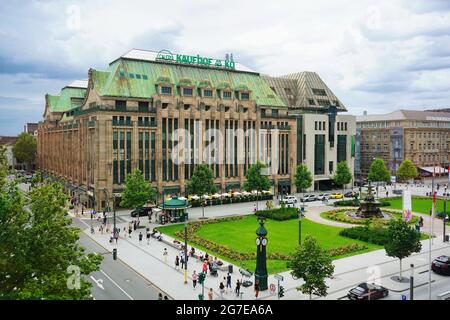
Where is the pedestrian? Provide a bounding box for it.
[192,270,198,289]
[123,227,126,238]
[133,220,137,230]
[235,280,241,297]
[164,295,168,300]
[386,190,388,197]
[208,288,214,300]
[253,204,257,213]
[128,226,132,238]
[139,232,143,244]
[419,216,424,228]
[146,231,151,245]
[202,260,208,275]
[180,255,185,269]
[219,282,225,299]
[175,255,180,270]
[254,280,260,299]
[158,293,163,300]
[163,248,168,262]
[226,273,232,292]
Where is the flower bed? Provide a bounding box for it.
[321,209,419,226]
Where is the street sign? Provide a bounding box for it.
[274,274,284,281]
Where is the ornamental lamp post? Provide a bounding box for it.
[184,204,188,285]
[255,217,268,291]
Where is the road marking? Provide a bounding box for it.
[100,269,134,300]
[90,276,105,290]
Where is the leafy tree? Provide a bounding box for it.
[368,158,390,183]
[287,236,335,300]
[186,163,216,196]
[294,164,312,201]
[30,170,43,189]
[120,169,156,210]
[0,180,102,299]
[0,145,8,190]
[244,161,271,193]
[333,161,352,192]
[12,132,37,170]
[396,160,418,182]
[384,218,422,279]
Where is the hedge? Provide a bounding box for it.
[339,226,389,246]
[255,207,298,221]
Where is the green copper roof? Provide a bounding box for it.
[91,59,286,107]
[158,197,190,209]
[47,87,87,113]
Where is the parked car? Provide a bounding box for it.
[280,195,298,206]
[300,194,317,202]
[316,193,330,201]
[344,191,357,198]
[130,207,153,217]
[432,255,450,276]
[330,192,344,199]
[393,189,403,195]
[347,282,389,300]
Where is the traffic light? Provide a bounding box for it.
[278,285,285,298]
[198,272,205,284]
[113,248,117,261]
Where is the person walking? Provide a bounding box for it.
[192,270,198,289]
[226,273,232,293]
[175,255,180,270]
[208,288,214,300]
[146,231,151,245]
[419,216,424,228]
[128,226,132,238]
[163,248,168,262]
[180,255,185,270]
[219,282,225,299]
[138,232,143,244]
[235,280,241,297]
[202,260,208,275]
[254,280,260,299]
[158,293,163,300]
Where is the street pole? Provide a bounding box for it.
[410,264,414,301]
[184,215,188,284]
[429,168,436,300]
[298,209,302,247]
[443,196,447,243]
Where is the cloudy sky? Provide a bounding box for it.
[1,0,450,135]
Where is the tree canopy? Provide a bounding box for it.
[333,161,352,189]
[120,169,156,209]
[244,161,271,192]
[396,160,418,182]
[294,164,312,193]
[186,163,216,195]
[287,236,335,299]
[12,132,37,169]
[368,158,391,183]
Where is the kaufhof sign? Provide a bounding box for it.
[155,50,236,70]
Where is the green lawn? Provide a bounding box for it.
[158,215,382,274]
[384,196,447,215]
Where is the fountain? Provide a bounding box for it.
[355,182,383,218]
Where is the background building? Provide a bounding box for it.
[356,109,450,179]
[38,49,355,209]
[0,136,18,169]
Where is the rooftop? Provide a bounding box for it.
[356,109,450,122]
[0,136,17,145]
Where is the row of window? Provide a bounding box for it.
[337,122,348,131]
[160,86,248,100]
[414,143,449,151]
[314,121,326,131]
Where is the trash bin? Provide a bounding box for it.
[228,264,233,274]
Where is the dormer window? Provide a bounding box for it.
[161,86,172,95]
[182,88,193,96]
[222,91,232,99]
[203,89,213,98]
[240,92,250,100]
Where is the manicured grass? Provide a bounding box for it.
[384,196,447,215]
[158,215,382,274]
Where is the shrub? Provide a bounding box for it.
[339,226,390,245]
[334,200,359,207]
[255,207,298,221]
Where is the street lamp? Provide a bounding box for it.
[184,209,188,284]
[443,192,448,243]
[298,206,303,246]
[410,264,414,301]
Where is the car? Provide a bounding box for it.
[393,189,403,195]
[130,207,153,217]
[316,193,330,201]
[344,191,357,198]
[432,255,450,276]
[300,194,317,202]
[347,282,389,300]
[280,195,298,206]
[329,192,344,199]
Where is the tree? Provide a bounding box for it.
[244,161,271,193]
[294,164,312,200]
[186,163,216,196]
[368,158,390,183]
[12,132,37,170]
[287,236,335,300]
[333,161,352,192]
[0,180,102,299]
[396,160,418,182]
[120,169,156,210]
[30,170,43,189]
[0,145,8,190]
[384,218,422,280]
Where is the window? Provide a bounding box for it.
[115,100,126,111]
[345,122,347,131]
[315,121,318,130]
[142,75,148,80]
[312,88,327,96]
[203,89,213,97]
[136,74,141,79]
[272,109,278,117]
[129,73,135,79]
[240,92,250,100]
[138,101,149,112]
[161,86,172,95]
[319,121,322,130]
[308,99,315,105]
[223,91,232,99]
[329,161,334,174]
[183,88,193,96]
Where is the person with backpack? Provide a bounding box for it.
[226,273,232,293]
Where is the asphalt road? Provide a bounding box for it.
[73,219,169,300]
